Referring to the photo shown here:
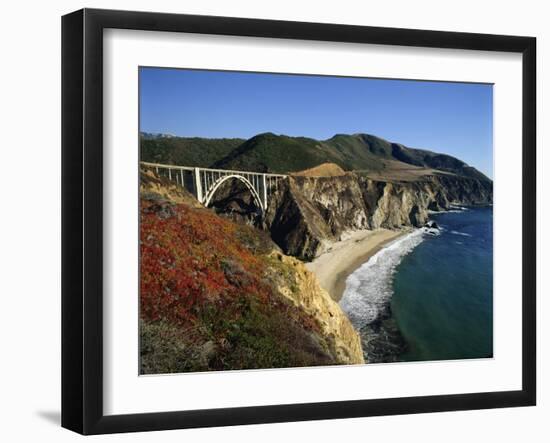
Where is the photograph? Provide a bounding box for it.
[138,67,494,374]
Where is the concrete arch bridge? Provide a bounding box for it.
[141,161,287,214]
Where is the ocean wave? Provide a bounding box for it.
[450,230,472,237]
[339,230,424,330]
[446,205,469,213]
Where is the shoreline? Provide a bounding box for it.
[306,228,408,302]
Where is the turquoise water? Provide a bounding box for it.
[392,207,493,361]
[340,206,493,363]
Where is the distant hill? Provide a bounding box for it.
[140,132,491,182]
[141,132,177,139]
[140,134,244,167]
[389,143,490,182]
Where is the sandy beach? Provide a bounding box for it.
[306,229,407,302]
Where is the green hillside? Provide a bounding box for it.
[323,134,391,172]
[140,132,491,182]
[390,143,490,181]
[140,135,244,167]
[211,133,332,173]
[211,133,397,174]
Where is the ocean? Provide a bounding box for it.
[340,206,493,363]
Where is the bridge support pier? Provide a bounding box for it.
[193,167,203,203]
[262,175,267,211]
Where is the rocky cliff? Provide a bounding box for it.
[264,173,492,260]
[266,251,364,364]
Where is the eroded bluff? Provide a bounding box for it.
[264,174,492,260]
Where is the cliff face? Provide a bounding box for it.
[265,174,492,260]
[266,251,364,364]
[265,175,367,259]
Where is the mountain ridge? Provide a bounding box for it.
[140,131,491,183]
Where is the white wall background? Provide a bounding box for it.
[0,0,546,441]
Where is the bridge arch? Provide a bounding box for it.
[203,174,265,213]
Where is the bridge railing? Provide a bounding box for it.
[140,161,287,178]
[140,161,196,188]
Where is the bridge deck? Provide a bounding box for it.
[140,161,287,178]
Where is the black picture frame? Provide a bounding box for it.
[61,8,536,435]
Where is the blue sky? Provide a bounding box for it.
[140,67,493,178]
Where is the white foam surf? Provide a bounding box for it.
[446,205,470,213]
[422,226,441,236]
[428,205,468,215]
[339,229,425,330]
[450,230,472,237]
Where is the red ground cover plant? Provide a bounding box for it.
[140,199,271,326]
